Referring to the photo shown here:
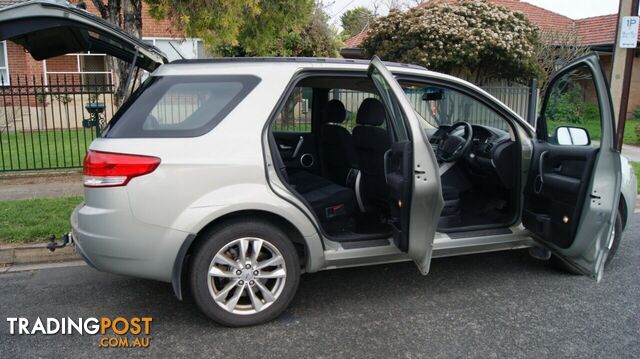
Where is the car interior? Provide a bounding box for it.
[269,75,521,243]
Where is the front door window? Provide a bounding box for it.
[542,64,601,148]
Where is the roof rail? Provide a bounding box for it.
[169,57,426,70]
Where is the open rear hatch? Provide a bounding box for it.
[0,0,167,71]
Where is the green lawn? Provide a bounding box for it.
[0,129,97,171]
[548,118,640,145]
[632,162,640,193]
[0,196,82,243]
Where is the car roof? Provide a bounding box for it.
[169,57,426,71]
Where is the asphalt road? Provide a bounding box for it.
[1,214,639,358]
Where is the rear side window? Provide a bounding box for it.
[105,75,260,138]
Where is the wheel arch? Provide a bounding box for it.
[171,209,322,300]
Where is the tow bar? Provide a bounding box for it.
[47,233,73,252]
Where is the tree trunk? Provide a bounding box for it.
[112,0,143,106]
[91,0,143,107]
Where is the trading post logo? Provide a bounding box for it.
[6,317,153,348]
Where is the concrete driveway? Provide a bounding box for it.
[1,214,639,358]
[622,144,640,162]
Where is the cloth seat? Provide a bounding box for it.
[289,170,356,226]
[352,98,391,212]
[320,99,358,186]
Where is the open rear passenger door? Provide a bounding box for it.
[368,57,443,275]
[523,54,621,281]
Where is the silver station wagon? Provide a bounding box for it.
[2,0,636,327]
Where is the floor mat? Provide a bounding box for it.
[442,191,514,229]
[325,212,392,241]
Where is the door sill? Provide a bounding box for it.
[432,225,534,258]
[446,227,512,239]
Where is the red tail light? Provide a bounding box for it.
[83,151,161,187]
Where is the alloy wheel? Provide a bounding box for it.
[207,237,287,315]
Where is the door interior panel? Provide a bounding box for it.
[384,140,413,251]
[523,143,598,248]
[521,54,618,278]
[273,132,319,173]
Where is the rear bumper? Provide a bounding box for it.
[71,202,190,282]
[68,231,98,270]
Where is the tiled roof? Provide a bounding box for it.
[342,0,631,48]
[575,14,636,45]
[477,0,574,32]
[343,28,369,48]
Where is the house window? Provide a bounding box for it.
[0,41,9,86]
[143,38,206,61]
[196,40,211,59]
[43,53,111,90]
[80,54,108,90]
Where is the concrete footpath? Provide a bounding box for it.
[622,143,640,162]
[0,171,83,201]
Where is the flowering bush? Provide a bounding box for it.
[361,0,542,84]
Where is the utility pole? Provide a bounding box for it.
[610,0,639,150]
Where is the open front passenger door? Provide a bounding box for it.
[368,57,443,275]
[523,54,621,281]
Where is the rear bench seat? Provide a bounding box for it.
[288,170,356,232]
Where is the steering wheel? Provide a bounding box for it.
[437,121,473,163]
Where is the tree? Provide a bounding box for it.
[361,0,542,85]
[88,0,143,105]
[284,3,341,57]
[534,28,591,97]
[145,0,315,56]
[340,6,374,39]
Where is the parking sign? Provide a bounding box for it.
[620,16,639,48]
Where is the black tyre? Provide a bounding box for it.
[189,219,300,327]
[551,208,623,274]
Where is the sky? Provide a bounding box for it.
[326,0,624,30]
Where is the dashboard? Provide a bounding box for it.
[426,124,517,189]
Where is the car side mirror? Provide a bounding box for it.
[553,126,591,146]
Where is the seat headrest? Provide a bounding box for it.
[324,99,346,124]
[356,98,385,126]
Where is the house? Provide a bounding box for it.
[340,0,640,119]
[0,0,208,88]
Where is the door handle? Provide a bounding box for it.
[384,149,391,184]
[538,151,549,183]
[414,170,426,174]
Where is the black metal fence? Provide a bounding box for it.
[275,84,534,134]
[0,74,116,172]
[331,84,534,131]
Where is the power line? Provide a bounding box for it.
[328,0,360,23]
